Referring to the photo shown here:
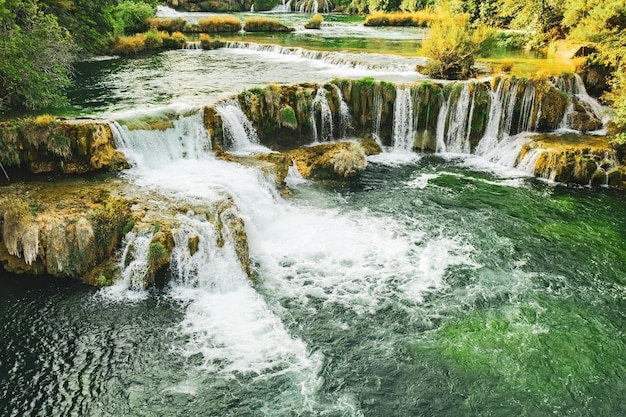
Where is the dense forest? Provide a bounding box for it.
[0,0,624,138]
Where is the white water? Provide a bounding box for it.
[310,87,333,142]
[392,87,415,152]
[271,0,292,12]
[215,100,271,154]
[106,111,477,409]
[221,41,424,74]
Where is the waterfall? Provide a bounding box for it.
[436,83,474,153]
[553,74,609,129]
[295,0,332,13]
[392,87,415,152]
[332,84,352,139]
[221,41,418,73]
[215,100,270,154]
[270,0,292,12]
[310,87,333,142]
[184,42,201,50]
[110,112,212,169]
[372,84,383,145]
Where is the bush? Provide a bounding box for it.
[197,15,242,32]
[417,4,495,79]
[243,17,294,32]
[110,33,147,55]
[305,14,324,29]
[364,10,441,27]
[146,17,188,32]
[144,28,162,50]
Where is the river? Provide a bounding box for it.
[1,11,625,417]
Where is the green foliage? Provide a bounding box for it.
[0,1,75,111]
[112,0,154,36]
[418,3,496,79]
[122,219,136,235]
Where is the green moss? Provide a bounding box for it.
[122,219,135,235]
[279,106,298,129]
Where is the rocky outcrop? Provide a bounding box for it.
[0,180,131,285]
[0,118,128,177]
[520,134,618,185]
[287,138,382,180]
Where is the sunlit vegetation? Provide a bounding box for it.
[364,10,443,27]
[304,14,324,29]
[243,17,294,32]
[197,15,242,32]
[145,17,187,32]
[417,4,496,79]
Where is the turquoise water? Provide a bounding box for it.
[2,155,625,416]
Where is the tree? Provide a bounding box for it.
[0,1,75,111]
[417,3,495,79]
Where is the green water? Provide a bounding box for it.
[2,156,625,416]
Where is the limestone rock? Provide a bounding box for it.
[287,139,382,180]
[0,180,131,285]
[0,119,128,176]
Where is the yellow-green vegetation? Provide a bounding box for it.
[145,17,187,32]
[111,28,193,55]
[417,4,496,79]
[304,14,324,29]
[243,17,294,33]
[364,10,442,27]
[197,15,242,32]
[0,118,127,175]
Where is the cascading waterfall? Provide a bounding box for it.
[310,87,333,142]
[110,112,211,169]
[332,84,352,139]
[391,87,415,152]
[215,100,269,154]
[221,42,419,73]
[295,0,332,13]
[184,42,201,50]
[372,84,383,145]
[553,73,609,129]
[436,83,474,153]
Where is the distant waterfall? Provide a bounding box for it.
[270,0,292,12]
[221,42,419,73]
[215,100,270,154]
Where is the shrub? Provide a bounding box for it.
[171,31,187,44]
[243,17,294,33]
[146,17,188,32]
[110,33,147,55]
[417,4,495,79]
[197,15,242,32]
[304,14,324,29]
[34,114,57,126]
[144,28,163,50]
[364,10,442,27]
